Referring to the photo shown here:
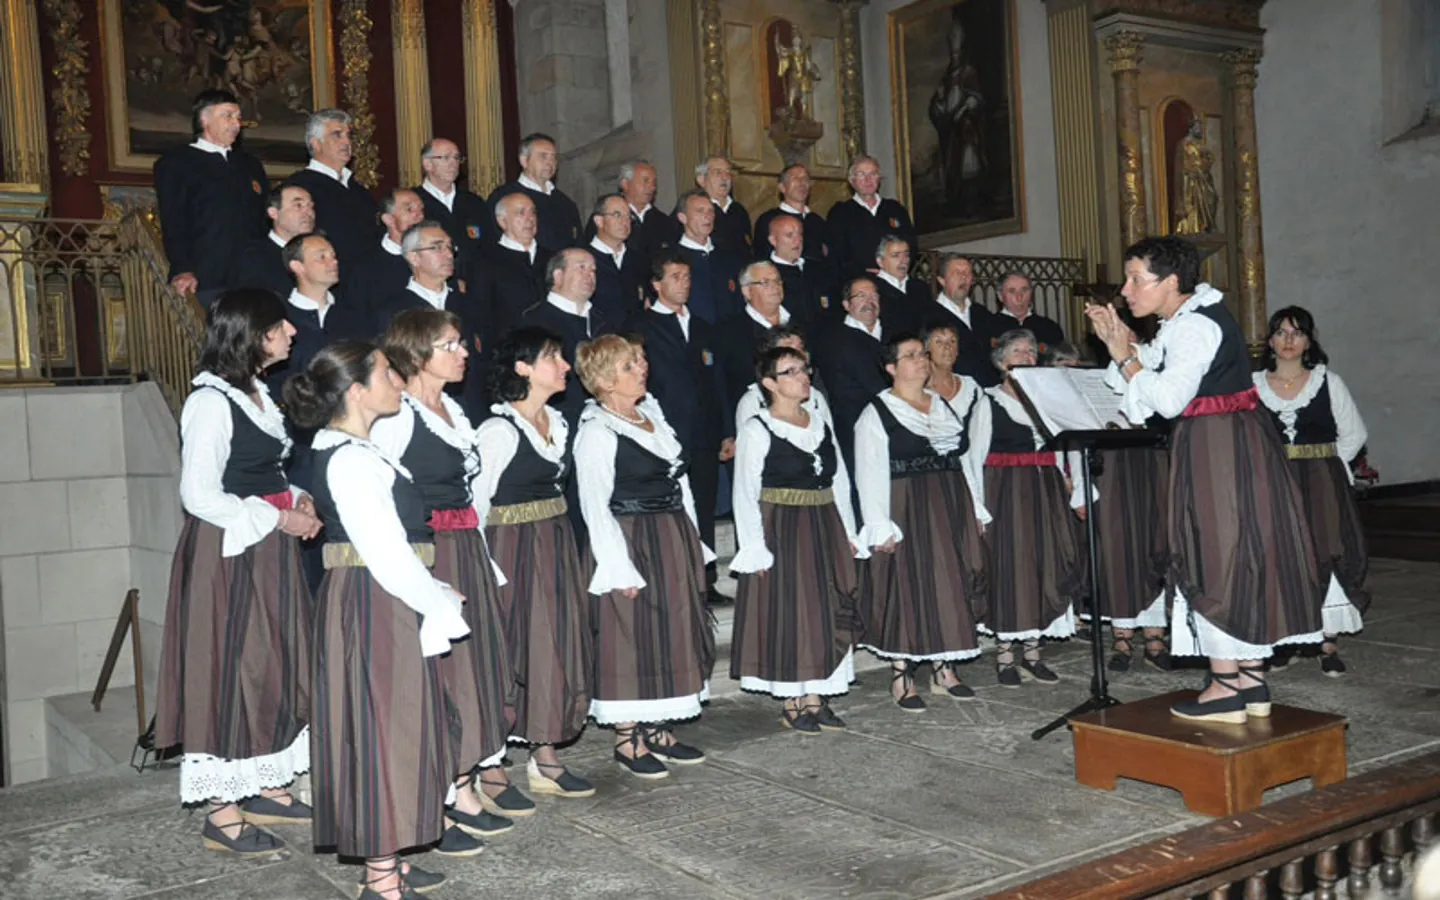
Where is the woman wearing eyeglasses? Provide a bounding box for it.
[1255,306,1369,676]
[853,334,989,709]
[371,309,518,848]
[730,345,866,734]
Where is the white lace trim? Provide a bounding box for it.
[1253,365,1327,444]
[739,650,854,699]
[313,428,415,480]
[404,394,481,480]
[984,387,1047,451]
[192,371,293,459]
[878,389,965,454]
[179,726,311,805]
[1169,592,1322,660]
[579,395,685,478]
[490,403,567,464]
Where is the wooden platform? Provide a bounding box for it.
[1070,691,1347,817]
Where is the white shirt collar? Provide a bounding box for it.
[421,179,456,210]
[268,230,286,248]
[381,235,403,256]
[853,194,882,215]
[629,202,653,219]
[519,173,554,195]
[499,234,537,262]
[745,304,790,328]
[652,301,691,339]
[770,252,803,271]
[936,292,971,325]
[679,235,714,254]
[589,235,625,265]
[844,314,881,340]
[306,158,352,186]
[779,201,810,216]
[406,279,449,309]
[877,270,907,292]
[286,288,334,325]
[191,137,230,158]
[1001,307,1034,322]
[546,290,592,321]
[712,195,733,213]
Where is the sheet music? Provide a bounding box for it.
[1010,367,1130,431]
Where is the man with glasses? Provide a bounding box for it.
[375,221,465,325]
[696,156,752,255]
[814,276,891,476]
[487,132,584,253]
[713,261,794,420]
[415,137,489,272]
[351,187,427,326]
[588,193,648,323]
[826,155,919,282]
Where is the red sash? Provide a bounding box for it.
[260,491,294,511]
[985,452,1056,468]
[429,507,481,531]
[1182,386,1259,418]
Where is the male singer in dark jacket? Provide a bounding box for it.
[487,133,583,254]
[286,108,382,268]
[234,182,314,300]
[414,137,490,275]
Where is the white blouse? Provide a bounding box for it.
[734,381,834,429]
[313,428,469,657]
[730,406,866,574]
[1253,366,1368,483]
[1103,284,1226,423]
[573,396,716,594]
[853,387,992,548]
[977,387,1091,510]
[471,403,569,569]
[370,393,507,584]
[178,371,301,557]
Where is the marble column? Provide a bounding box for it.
[1104,31,1147,247]
[1224,48,1267,347]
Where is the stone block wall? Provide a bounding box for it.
[0,384,180,784]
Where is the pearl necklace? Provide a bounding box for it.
[602,404,647,425]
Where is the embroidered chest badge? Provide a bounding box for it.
[251,179,261,194]
[888,217,899,228]
[728,278,736,292]
[819,295,830,309]
[701,349,714,366]
[467,225,480,239]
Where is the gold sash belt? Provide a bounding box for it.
[759,487,834,506]
[323,542,435,569]
[1286,442,1337,460]
[486,497,567,526]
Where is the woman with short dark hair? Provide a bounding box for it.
[156,290,316,856]
[1256,305,1369,675]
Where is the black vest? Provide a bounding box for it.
[397,401,474,513]
[1267,374,1338,445]
[755,418,838,490]
[490,417,568,505]
[871,392,977,478]
[986,395,1041,455]
[202,387,289,498]
[311,437,432,545]
[610,433,688,514]
[1192,302,1254,399]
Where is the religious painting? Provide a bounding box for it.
[889,0,1024,246]
[99,0,336,177]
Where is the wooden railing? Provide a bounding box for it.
[989,751,1440,899]
[914,250,1089,342]
[0,213,203,417]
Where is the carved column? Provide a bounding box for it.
[0,0,50,186]
[462,0,507,196]
[391,0,433,187]
[339,0,380,187]
[836,0,866,163]
[1104,31,1147,247]
[39,0,90,179]
[1225,48,1267,346]
[698,0,729,158]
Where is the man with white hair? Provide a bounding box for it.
[486,132,583,253]
[618,160,675,273]
[826,154,919,281]
[414,137,489,271]
[470,190,551,345]
[287,108,382,267]
[813,276,890,475]
[374,221,463,326]
[696,156,752,255]
[712,260,792,417]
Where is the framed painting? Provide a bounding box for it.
[889,0,1025,246]
[99,0,336,178]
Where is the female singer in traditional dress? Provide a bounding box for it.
[730,345,866,734]
[472,327,595,803]
[1256,306,1368,676]
[734,325,833,426]
[1088,236,1323,723]
[923,322,967,406]
[573,334,715,778]
[156,290,316,856]
[977,329,1085,687]
[286,341,476,899]
[372,309,518,838]
[854,333,989,707]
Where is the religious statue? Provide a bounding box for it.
[775,28,821,122]
[1174,118,1220,235]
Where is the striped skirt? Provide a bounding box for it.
[731,500,860,688]
[155,516,310,769]
[1290,456,1370,615]
[586,510,715,724]
[434,529,516,770]
[485,514,593,745]
[861,471,988,660]
[981,466,1084,639]
[311,568,455,858]
[1167,410,1324,649]
[1091,447,1169,624]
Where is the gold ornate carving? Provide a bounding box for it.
[1228,46,1266,343]
[339,0,380,187]
[699,0,729,157]
[1119,144,1146,244]
[462,0,506,196]
[41,0,90,178]
[0,0,51,185]
[836,0,866,164]
[392,0,433,187]
[1103,31,1145,73]
[1223,48,1262,89]
[1236,149,1259,220]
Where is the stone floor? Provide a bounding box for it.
[2,559,1438,900]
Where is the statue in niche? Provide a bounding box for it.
[774,27,821,122]
[1173,117,1219,235]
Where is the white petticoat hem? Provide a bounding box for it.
[1321,574,1364,635]
[739,649,854,698]
[589,682,709,724]
[179,726,311,805]
[978,606,1076,641]
[859,644,983,663]
[1169,591,1323,660]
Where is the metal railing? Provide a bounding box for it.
[914,249,1090,341]
[0,213,203,416]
